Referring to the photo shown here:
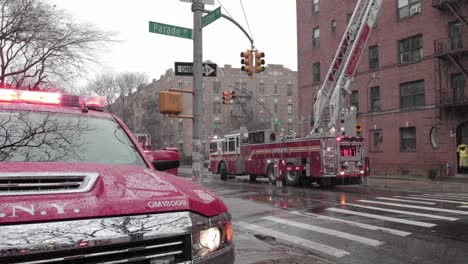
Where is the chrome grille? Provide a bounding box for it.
[4,235,190,264]
[0,172,98,196]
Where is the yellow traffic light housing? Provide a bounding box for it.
[254,50,265,73]
[222,90,235,104]
[159,91,183,114]
[356,122,363,134]
[240,50,253,76]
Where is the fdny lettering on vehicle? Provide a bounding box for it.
[272,148,288,154]
[148,200,188,208]
[0,203,78,218]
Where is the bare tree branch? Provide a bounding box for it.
[0,0,116,90]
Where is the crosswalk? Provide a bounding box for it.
[202,186,468,260]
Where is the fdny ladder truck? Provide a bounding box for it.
[209,0,382,187]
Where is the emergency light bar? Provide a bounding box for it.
[0,88,107,110]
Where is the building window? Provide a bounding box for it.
[449,21,463,50]
[350,90,359,111]
[213,81,221,94]
[287,83,293,96]
[312,0,319,14]
[400,127,416,151]
[178,143,184,153]
[370,129,383,152]
[331,19,336,32]
[399,34,423,64]
[400,80,425,108]
[370,86,381,111]
[178,123,183,136]
[259,82,265,96]
[451,73,465,103]
[430,127,440,148]
[274,104,278,114]
[288,104,293,115]
[274,82,278,95]
[369,45,379,69]
[313,27,320,48]
[347,13,352,24]
[398,0,421,20]
[313,62,320,83]
[241,82,247,91]
[213,102,221,114]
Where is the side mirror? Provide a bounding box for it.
[152,150,180,174]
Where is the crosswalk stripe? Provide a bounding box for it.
[424,193,468,198]
[399,196,468,204]
[264,216,383,247]
[326,208,436,227]
[459,206,468,208]
[291,211,411,237]
[376,197,435,205]
[345,203,459,221]
[358,200,468,215]
[416,194,468,201]
[238,222,350,258]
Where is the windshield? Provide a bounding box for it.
[0,110,146,167]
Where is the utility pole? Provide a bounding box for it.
[192,0,204,183]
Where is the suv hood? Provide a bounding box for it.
[0,163,226,225]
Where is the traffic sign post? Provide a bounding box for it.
[175,62,217,77]
[149,21,192,40]
[201,7,221,28]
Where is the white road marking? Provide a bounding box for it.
[238,222,350,258]
[416,194,468,201]
[358,200,468,215]
[394,196,468,205]
[376,197,435,205]
[264,216,383,247]
[459,206,468,208]
[326,208,436,227]
[423,193,468,198]
[345,203,459,221]
[291,211,411,237]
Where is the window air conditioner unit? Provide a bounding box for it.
[409,5,421,15]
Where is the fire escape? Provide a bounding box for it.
[433,0,468,114]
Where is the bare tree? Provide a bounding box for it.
[86,72,148,126]
[0,0,115,90]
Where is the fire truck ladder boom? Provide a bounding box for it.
[312,0,382,134]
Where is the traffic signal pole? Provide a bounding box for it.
[192,0,204,183]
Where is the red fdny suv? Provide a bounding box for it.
[0,88,234,264]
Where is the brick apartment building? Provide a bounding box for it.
[297,0,467,176]
[129,64,298,162]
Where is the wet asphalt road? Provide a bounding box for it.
[178,168,468,264]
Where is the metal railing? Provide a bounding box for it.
[434,34,468,56]
[432,0,463,7]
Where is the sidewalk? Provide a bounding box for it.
[365,174,468,193]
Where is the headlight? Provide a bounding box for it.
[192,214,232,258]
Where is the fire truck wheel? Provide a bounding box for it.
[249,175,257,182]
[285,163,300,186]
[219,162,228,181]
[267,165,276,185]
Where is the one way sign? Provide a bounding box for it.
[175,62,217,77]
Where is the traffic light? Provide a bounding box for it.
[254,50,265,73]
[222,90,235,104]
[356,122,363,134]
[240,50,253,76]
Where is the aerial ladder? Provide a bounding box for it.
[311,0,382,137]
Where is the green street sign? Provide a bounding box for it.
[149,21,192,40]
[201,7,221,28]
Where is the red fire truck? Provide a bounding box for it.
[209,129,368,187]
[210,0,381,187]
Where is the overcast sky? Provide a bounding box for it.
[50,0,298,84]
